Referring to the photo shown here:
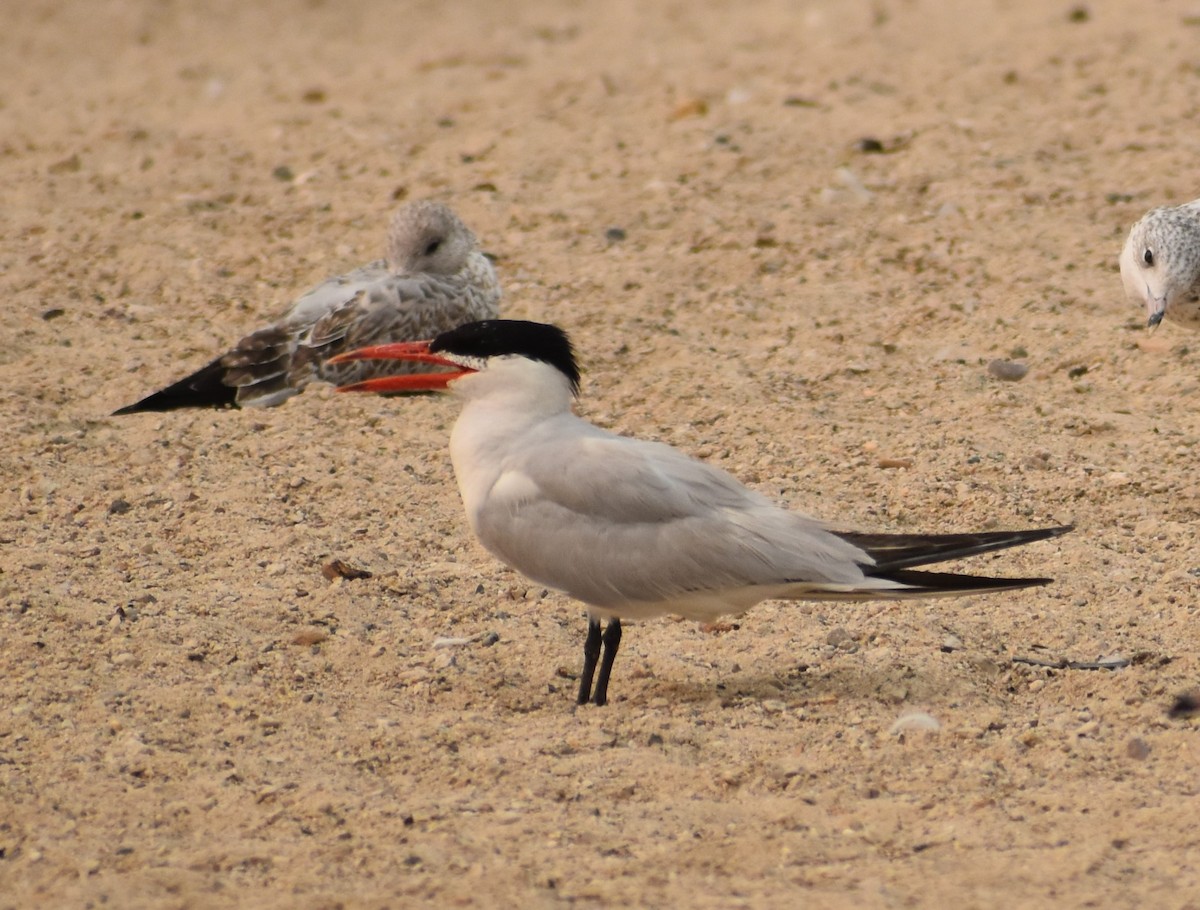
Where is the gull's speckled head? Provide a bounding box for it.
[1120,200,1200,329]
[386,200,480,276]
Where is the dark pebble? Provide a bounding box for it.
[1168,692,1200,718]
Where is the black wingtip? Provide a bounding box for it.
[871,568,1055,595]
[112,357,238,414]
[839,524,1073,573]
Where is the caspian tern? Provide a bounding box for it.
[1120,197,1200,329]
[114,201,500,414]
[331,320,1071,706]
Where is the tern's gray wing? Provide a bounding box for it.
[470,423,875,612]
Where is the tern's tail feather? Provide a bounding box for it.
[835,525,1072,572]
[113,357,236,414]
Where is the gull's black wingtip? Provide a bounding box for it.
[112,358,238,415]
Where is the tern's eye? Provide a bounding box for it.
[424,238,442,256]
[1143,248,1154,267]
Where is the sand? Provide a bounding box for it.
[4,0,1200,906]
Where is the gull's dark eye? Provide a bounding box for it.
[1143,248,1154,267]
[424,238,442,256]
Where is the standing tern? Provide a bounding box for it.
[1120,197,1200,329]
[114,200,500,414]
[331,320,1071,706]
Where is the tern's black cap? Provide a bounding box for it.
[430,320,581,393]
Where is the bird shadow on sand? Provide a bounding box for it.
[620,655,1004,709]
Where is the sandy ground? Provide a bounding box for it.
[4,0,1200,906]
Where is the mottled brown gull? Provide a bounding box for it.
[115,200,500,413]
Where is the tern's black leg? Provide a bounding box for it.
[591,618,622,707]
[577,617,602,705]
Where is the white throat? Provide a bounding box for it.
[447,357,578,526]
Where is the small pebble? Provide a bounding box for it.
[321,559,372,582]
[432,636,475,649]
[825,627,852,647]
[605,227,627,242]
[292,629,329,647]
[834,168,872,202]
[1126,738,1151,760]
[49,153,82,174]
[890,710,941,735]
[987,359,1029,381]
[669,98,708,120]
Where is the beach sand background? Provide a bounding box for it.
[3,0,1200,906]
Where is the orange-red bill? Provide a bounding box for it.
[327,340,436,365]
[337,372,472,394]
[330,340,476,394]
